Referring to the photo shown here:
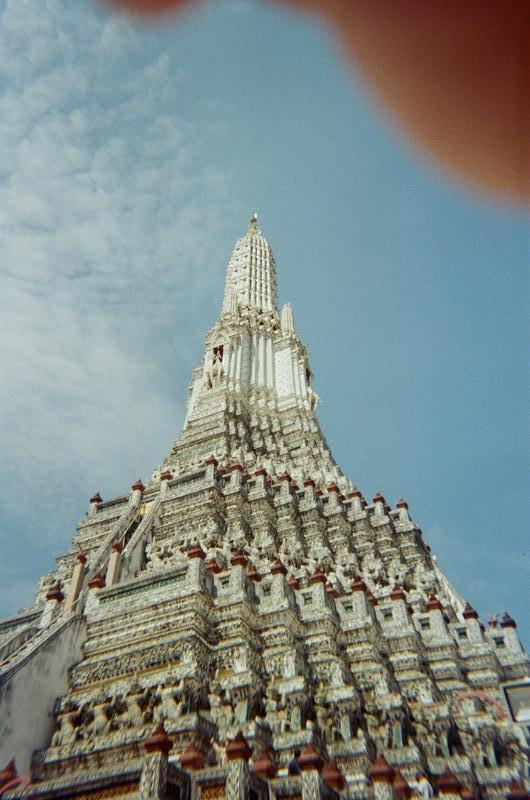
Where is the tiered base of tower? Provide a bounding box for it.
[1,460,528,799]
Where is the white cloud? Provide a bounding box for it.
[0,0,235,613]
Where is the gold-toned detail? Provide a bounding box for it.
[201,784,226,799]
[72,782,138,799]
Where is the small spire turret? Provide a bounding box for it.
[281,302,295,334]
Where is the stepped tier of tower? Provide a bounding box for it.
[0,218,528,800]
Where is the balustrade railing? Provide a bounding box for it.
[87,501,140,578]
[122,496,161,577]
[0,613,82,684]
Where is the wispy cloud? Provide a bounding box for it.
[0,0,233,613]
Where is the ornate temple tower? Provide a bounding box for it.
[0,217,528,800]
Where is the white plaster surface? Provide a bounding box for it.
[0,616,86,774]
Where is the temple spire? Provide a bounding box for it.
[222,214,278,316]
[4,216,528,795]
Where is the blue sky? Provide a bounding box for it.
[0,0,528,645]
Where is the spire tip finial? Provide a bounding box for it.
[248,213,259,236]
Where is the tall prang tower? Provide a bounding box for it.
[1,217,528,800]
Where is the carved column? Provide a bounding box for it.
[270,558,293,610]
[425,594,449,637]
[64,551,87,613]
[309,565,332,613]
[228,462,244,490]
[204,456,218,482]
[225,731,252,800]
[350,576,374,625]
[186,543,208,592]
[500,612,524,654]
[229,548,248,596]
[299,743,325,800]
[105,540,122,587]
[159,470,172,496]
[349,486,364,515]
[131,479,145,508]
[462,603,484,644]
[139,723,172,800]
[39,582,64,628]
[370,755,395,800]
[389,584,412,629]
[372,492,386,517]
[396,498,410,522]
[302,477,317,506]
[84,571,105,614]
[88,492,102,516]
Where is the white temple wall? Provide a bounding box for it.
[275,347,294,397]
[292,350,301,397]
[239,332,251,386]
[266,337,274,389]
[0,617,86,774]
